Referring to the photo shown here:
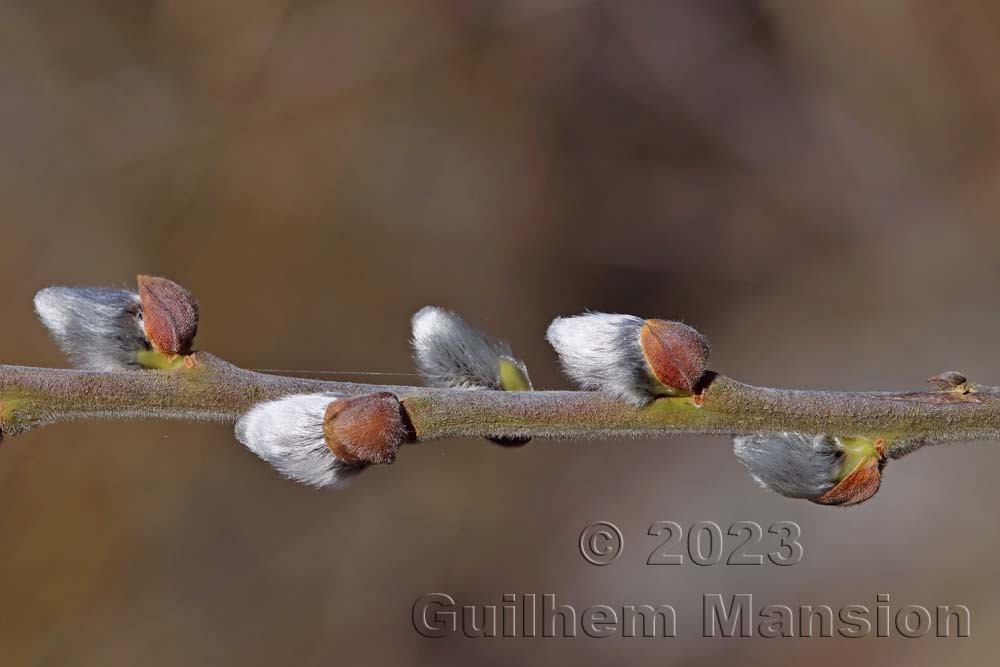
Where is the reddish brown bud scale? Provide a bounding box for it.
[815,439,886,506]
[138,275,199,356]
[814,457,883,506]
[324,392,410,466]
[640,319,710,395]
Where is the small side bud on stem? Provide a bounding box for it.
[928,371,973,394]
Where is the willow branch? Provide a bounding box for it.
[1,352,996,455]
[15,277,986,503]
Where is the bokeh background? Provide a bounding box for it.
[3,0,1000,664]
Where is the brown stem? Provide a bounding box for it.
[1,353,997,456]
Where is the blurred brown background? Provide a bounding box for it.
[3,0,1000,664]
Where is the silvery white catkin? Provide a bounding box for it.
[546,313,656,406]
[235,393,360,488]
[411,306,530,390]
[732,433,843,500]
[34,286,149,370]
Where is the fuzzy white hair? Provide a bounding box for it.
[34,286,149,371]
[732,432,843,500]
[546,313,659,406]
[235,393,360,489]
[411,306,529,390]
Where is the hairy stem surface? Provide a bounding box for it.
[1,353,997,455]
